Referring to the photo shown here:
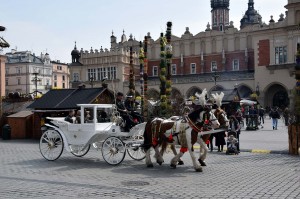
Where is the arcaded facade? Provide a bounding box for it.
[69,0,300,109]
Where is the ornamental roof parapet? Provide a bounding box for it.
[81,47,139,58]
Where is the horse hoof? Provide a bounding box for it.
[170,164,177,169]
[157,161,163,166]
[178,160,184,165]
[198,159,206,166]
[147,164,154,168]
[195,168,203,172]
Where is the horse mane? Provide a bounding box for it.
[188,107,204,123]
[211,92,224,108]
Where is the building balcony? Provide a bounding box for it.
[266,62,295,76]
[123,70,254,86]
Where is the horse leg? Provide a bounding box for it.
[170,151,184,169]
[186,131,202,172]
[145,148,153,167]
[154,145,164,165]
[170,144,184,165]
[198,138,208,166]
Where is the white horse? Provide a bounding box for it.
[143,109,220,172]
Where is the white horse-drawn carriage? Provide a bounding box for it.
[39,104,146,165]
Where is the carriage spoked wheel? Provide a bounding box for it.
[101,136,126,165]
[126,136,145,161]
[126,144,146,161]
[39,129,64,161]
[69,144,90,157]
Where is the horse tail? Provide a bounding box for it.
[160,136,168,155]
[142,120,152,151]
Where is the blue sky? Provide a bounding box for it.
[0,0,287,63]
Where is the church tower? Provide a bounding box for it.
[240,0,262,29]
[210,0,230,31]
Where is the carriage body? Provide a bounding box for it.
[39,104,146,165]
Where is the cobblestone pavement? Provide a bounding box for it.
[0,137,299,199]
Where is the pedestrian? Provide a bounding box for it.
[269,107,280,130]
[65,110,75,123]
[215,131,226,152]
[258,107,265,128]
[229,115,241,152]
[248,106,258,128]
[207,134,215,152]
[283,107,290,126]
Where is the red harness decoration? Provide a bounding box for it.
[180,147,188,153]
[152,137,158,146]
[168,133,173,142]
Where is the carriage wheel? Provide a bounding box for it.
[70,144,90,157]
[39,129,64,161]
[101,136,126,165]
[127,144,145,161]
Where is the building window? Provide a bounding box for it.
[87,68,96,80]
[275,46,287,64]
[107,67,111,80]
[211,61,217,72]
[54,82,57,87]
[17,79,21,85]
[190,63,196,74]
[153,66,158,76]
[109,66,116,80]
[62,83,65,88]
[232,59,239,71]
[73,73,79,82]
[16,67,21,74]
[5,68,8,75]
[54,75,57,80]
[5,79,8,86]
[62,75,65,81]
[97,67,107,80]
[171,64,177,75]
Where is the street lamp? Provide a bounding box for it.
[256,83,260,96]
[89,76,95,88]
[31,71,41,98]
[212,67,220,86]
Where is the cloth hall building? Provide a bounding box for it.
[69,0,300,109]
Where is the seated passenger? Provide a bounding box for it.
[98,110,109,122]
[65,110,75,123]
[84,111,93,123]
[75,110,81,124]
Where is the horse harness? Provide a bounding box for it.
[150,118,189,146]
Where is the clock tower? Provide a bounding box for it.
[210,0,230,31]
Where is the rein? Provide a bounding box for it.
[185,116,202,132]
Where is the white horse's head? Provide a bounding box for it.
[209,111,220,129]
[199,110,220,129]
